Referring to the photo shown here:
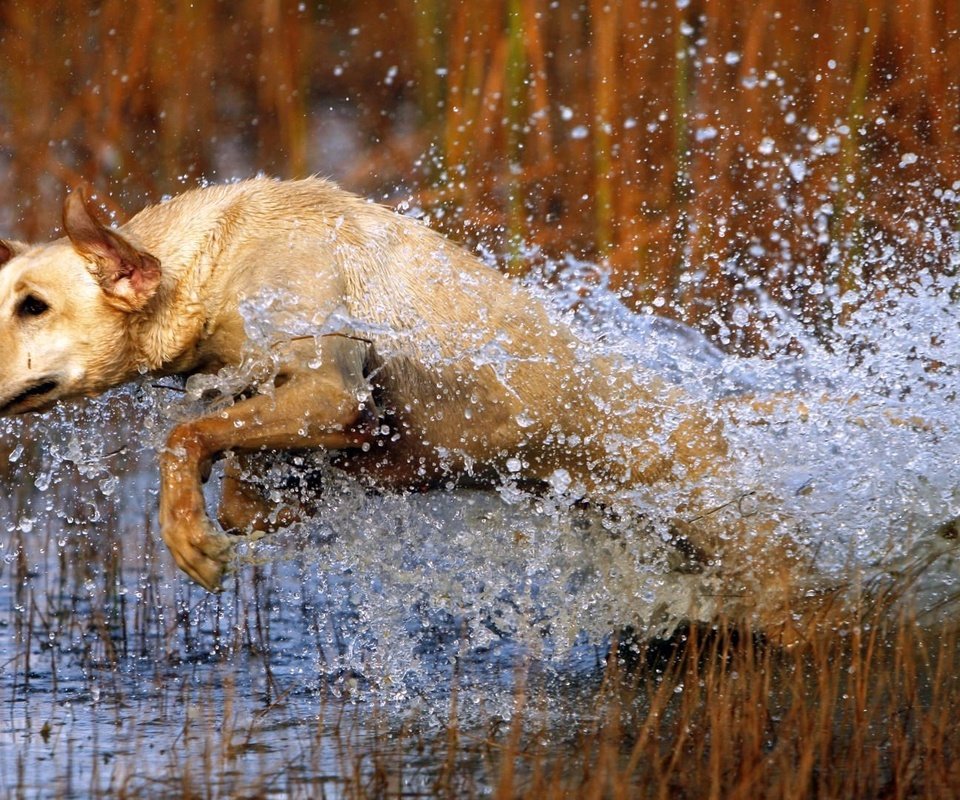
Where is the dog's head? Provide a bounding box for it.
[0,190,161,416]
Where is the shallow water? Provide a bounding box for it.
[0,390,618,796]
[2,248,960,795]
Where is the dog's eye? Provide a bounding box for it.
[16,295,50,318]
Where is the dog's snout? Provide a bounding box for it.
[0,378,59,416]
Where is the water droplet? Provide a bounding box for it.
[899,152,918,168]
[548,469,572,494]
[695,125,717,142]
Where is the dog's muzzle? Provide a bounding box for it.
[0,379,59,416]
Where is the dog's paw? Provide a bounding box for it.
[160,511,234,592]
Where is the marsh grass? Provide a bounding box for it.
[0,2,957,348]
[491,612,960,799]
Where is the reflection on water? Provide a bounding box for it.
[2,258,960,795]
[0,391,616,796]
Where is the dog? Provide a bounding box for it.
[0,178,806,613]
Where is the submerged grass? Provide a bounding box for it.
[7,525,960,799]
[2,423,959,797]
[0,410,956,797]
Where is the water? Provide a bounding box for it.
[2,246,959,795]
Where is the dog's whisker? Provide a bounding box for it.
[149,381,188,393]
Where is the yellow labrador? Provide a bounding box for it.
[0,178,789,600]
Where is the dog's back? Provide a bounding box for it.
[123,178,640,484]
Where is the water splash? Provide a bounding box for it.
[156,248,957,701]
[2,227,959,716]
[2,228,960,798]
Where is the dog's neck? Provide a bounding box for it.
[121,193,241,375]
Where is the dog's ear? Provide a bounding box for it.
[63,188,161,312]
[0,239,25,267]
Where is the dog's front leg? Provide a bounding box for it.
[159,362,373,591]
[159,426,234,591]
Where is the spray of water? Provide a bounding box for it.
[2,206,959,715]
[147,242,960,699]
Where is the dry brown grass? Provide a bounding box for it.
[492,609,960,800]
[1,1,957,348]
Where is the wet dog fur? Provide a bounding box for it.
[0,178,801,618]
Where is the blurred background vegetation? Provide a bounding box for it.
[0,0,957,351]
